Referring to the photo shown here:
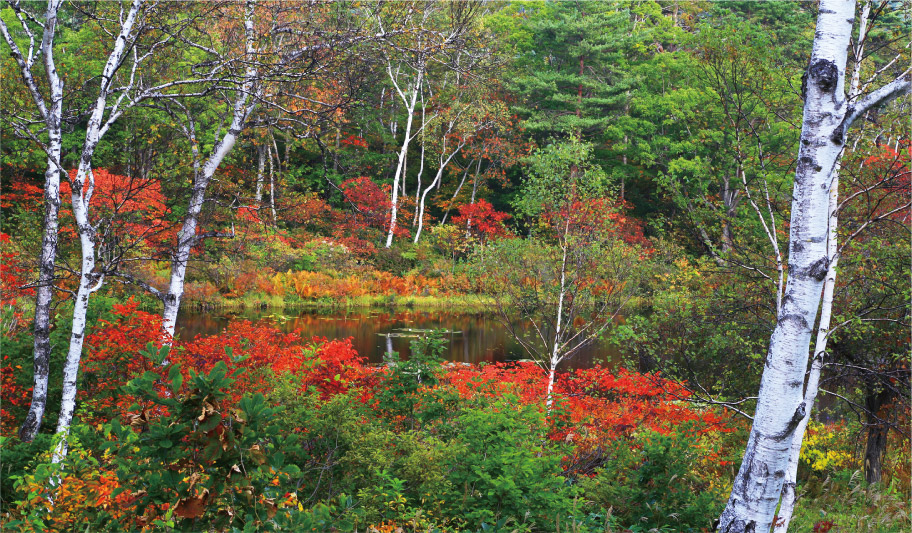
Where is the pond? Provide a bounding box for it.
[176,308,621,370]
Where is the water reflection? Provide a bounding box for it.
[176,308,619,370]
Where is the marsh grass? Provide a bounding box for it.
[788,471,911,532]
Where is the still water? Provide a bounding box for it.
[175,308,620,370]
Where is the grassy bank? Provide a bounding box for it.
[180,291,494,313]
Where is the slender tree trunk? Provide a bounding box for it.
[333,126,341,173]
[385,63,423,248]
[464,156,483,237]
[269,144,276,224]
[161,98,255,339]
[719,2,851,529]
[49,0,142,459]
[53,168,104,461]
[2,0,65,443]
[414,144,463,243]
[774,4,876,528]
[546,221,569,413]
[620,135,627,202]
[19,146,62,442]
[255,143,266,202]
[440,157,478,226]
[411,140,426,226]
[162,1,258,339]
[772,183,840,532]
[721,172,738,255]
[717,1,910,530]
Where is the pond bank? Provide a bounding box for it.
[179,293,493,313]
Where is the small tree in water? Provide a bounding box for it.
[474,138,645,411]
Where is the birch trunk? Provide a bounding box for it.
[546,222,569,414]
[717,2,853,529]
[54,169,105,462]
[161,1,258,339]
[717,1,911,530]
[255,143,266,202]
[0,0,66,442]
[384,64,423,249]
[269,143,277,224]
[413,143,464,243]
[52,0,143,460]
[773,4,871,528]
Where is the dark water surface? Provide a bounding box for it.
[176,308,620,370]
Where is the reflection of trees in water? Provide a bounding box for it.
[176,309,618,368]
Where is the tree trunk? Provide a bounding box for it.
[255,143,266,202]
[2,0,65,443]
[863,387,892,485]
[414,142,463,243]
[384,62,424,248]
[773,4,871,529]
[268,140,277,224]
[162,1,258,339]
[161,98,255,339]
[719,2,851,530]
[53,216,102,462]
[19,148,62,442]
[717,1,910,530]
[772,180,839,533]
[50,0,142,460]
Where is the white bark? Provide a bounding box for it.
[53,169,106,462]
[546,227,569,414]
[255,143,266,202]
[718,1,910,530]
[269,144,277,224]
[772,166,840,533]
[161,0,259,340]
[270,133,280,224]
[1,0,65,442]
[53,0,144,461]
[413,124,466,243]
[774,4,869,528]
[384,61,424,248]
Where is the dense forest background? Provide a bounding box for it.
[1,1,909,532]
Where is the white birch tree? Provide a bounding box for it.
[412,108,471,243]
[160,0,260,341]
[716,1,910,530]
[53,0,146,462]
[383,54,426,248]
[773,3,870,527]
[478,139,639,412]
[1,0,66,443]
[2,0,250,441]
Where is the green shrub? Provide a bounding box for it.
[441,395,574,529]
[103,360,302,531]
[582,425,723,532]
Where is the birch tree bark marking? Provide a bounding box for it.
[0,0,65,442]
[53,0,144,462]
[717,1,910,530]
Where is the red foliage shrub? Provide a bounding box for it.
[451,200,512,242]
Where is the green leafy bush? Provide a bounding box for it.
[582,425,723,532]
